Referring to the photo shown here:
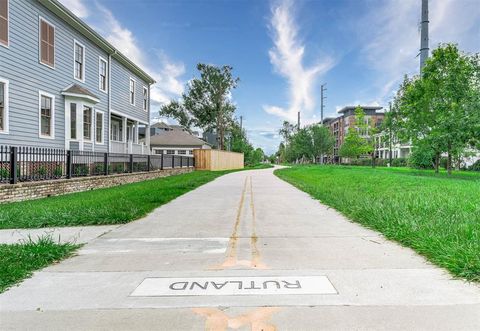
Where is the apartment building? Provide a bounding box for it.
[0,0,155,154]
[323,106,384,163]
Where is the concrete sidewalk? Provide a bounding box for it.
[0,225,118,244]
[1,167,479,330]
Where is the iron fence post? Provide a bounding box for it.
[147,155,151,172]
[172,155,175,169]
[180,155,183,168]
[10,146,18,184]
[129,154,134,173]
[66,150,72,179]
[104,152,109,176]
[161,153,164,170]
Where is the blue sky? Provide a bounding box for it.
[60,0,480,154]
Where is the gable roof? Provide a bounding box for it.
[61,84,100,103]
[38,0,155,84]
[147,130,210,147]
[151,122,172,130]
[337,106,383,113]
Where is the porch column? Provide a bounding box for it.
[134,121,139,144]
[146,124,151,154]
[122,117,127,153]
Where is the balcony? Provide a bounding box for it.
[111,141,149,155]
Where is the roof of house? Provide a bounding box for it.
[151,122,172,130]
[39,0,155,84]
[337,106,383,113]
[146,130,210,147]
[61,84,100,103]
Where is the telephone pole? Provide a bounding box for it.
[420,0,429,72]
[297,111,301,130]
[239,116,243,131]
[320,84,327,124]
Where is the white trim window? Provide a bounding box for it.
[166,150,175,155]
[95,111,104,144]
[74,40,85,82]
[99,57,107,92]
[129,78,135,106]
[39,92,55,139]
[0,0,9,47]
[0,78,8,133]
[39,17,55,68]
[70,103,77,140]
[83,105,92,141]
[142,86,148,111]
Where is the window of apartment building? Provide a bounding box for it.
[177,150,186,155]
[99,58,107,92]
[0,80,7,132]
[154,149,163,155]
[166,150,175,155]
[143,86,148,111]
[39,93,54,138]
[83,106,92,141]
[40,18,55,67]
[74,40,85,81]
[129,78,135,105]
[95,111,103,143]
[0,0,8,46]
[70,103,77,139]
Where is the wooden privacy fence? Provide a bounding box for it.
[193,149,244,171]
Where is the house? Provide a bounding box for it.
[324,106,384,163]
[146,130,211,156]
[0,0,155,154]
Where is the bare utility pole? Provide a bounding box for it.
[297,111,301,130]
[388,102,393,167]
[239,116,243,131]
[320,84,327,124]
[420,0,429,72]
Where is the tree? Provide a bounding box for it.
[310,124,334,163]
[339,106,371,160]
[160,64,239,150]
[278,121,296,146]
[393,44,480,175]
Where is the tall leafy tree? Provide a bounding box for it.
[160,64,239,150]
[310,124,334,163]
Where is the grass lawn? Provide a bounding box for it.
[0,170,233,229]
[0,236,80,293]
[275,165,480,282]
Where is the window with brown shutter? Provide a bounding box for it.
[0,0,8,46]
[40,18,55,67]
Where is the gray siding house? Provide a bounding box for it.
[0,0,155,154]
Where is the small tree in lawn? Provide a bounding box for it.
[160,64,239,150]
[310,124,334,164]
[339,106,371,162]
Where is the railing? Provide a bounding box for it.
[0,145,195,185]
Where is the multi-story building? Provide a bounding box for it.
[0,0,155,154]
[323,106,384,163]
[373,133,412,160]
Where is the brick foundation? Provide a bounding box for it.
[0,168,194,204]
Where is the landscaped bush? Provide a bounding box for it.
[73,164,89,176]
[0,167,9,180]
[391,158,408,167]
[53,165,63,178]
[469,160,480,171]
[408,145,435,169]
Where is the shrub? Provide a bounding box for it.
[36,166,47,176]
[53,166,63,177]
[469,160,480,171]
[73,164,89,176]
[391,158,408,167]
[0,167,9,179]
[409,146,435,169]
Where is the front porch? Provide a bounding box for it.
[110,114,150,155]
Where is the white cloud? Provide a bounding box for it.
[60,0,185,109]
[263,0,335,122]
[59,0,89,18]
[358,0,480,105]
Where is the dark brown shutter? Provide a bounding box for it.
[0,0,8,45]
[40,20,54,66]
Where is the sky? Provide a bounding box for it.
[59,0,480,154]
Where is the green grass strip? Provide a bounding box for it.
[0,236,80,293]
[0,170,232,229]
[275,165,480,282]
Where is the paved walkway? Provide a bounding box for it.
[1,167,479,330]
[0,225,118,244]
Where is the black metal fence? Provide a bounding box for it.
[0,145,195,184]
